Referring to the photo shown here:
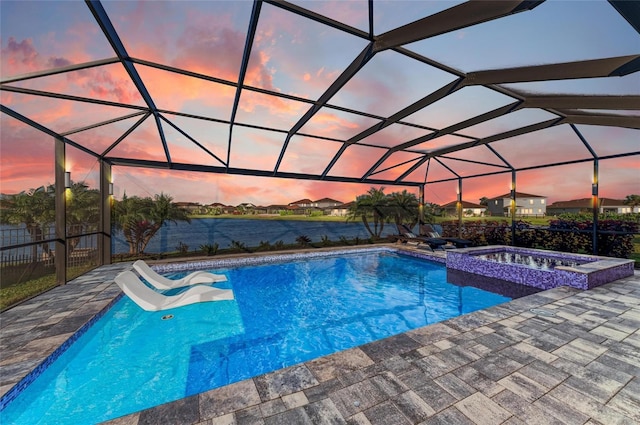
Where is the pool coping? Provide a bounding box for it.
[1,245,638,424]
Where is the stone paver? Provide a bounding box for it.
[0,250,638,425]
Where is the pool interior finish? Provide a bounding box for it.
[1,249,523,424]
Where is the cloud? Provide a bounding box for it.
[1,37,40,74]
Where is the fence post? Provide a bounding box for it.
[55,137,67,284]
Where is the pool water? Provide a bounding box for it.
[474,251,591,270]
[2,251,511,424]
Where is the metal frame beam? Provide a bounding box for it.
[522,95,640,110]
[609,0,640,34]
[465,55,640,86]
[373,0,544,52]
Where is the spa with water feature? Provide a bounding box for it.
[446,245,635,290]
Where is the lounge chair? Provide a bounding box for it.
[395,224,450,251]
[132,260,227,290]
[419,223,473,248]
[115,270,234,311]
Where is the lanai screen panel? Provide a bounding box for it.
[1,0,638,194]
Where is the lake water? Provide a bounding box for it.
[112,218,396,254]
[2,219,397,256]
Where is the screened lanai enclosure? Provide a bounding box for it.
[1,0,638,300]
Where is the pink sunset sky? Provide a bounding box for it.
[1,0,638,207]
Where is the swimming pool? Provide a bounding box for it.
[2,250,513,424]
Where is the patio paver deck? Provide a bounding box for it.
[1,247,638,424]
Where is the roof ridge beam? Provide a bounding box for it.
[86,1,158,112]
[394,101,521,151]
[522,95,640,110]
[1,105,99,158]
[373,0,544,52]
[466,55,640,85]
[1,85,148,111]
[563,114,640,129]
[428,118,563,157]
[0,57,120,85]
[343,78,464,146]
[275,42,376,175]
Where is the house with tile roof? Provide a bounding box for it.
[289,198,343,208]
[330,201,354,217]
[440,200,486,217]
[547,198,639,215]
[486,192,547,217]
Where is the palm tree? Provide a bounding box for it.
[623,194,640,211]
[387,190,419,227]
[347,187,388,238]
[66,181,100,252]
[0,185,55,261]
[112,193,190,255]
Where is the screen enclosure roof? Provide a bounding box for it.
[1,0,639,188]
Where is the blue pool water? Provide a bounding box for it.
[2,251,511,424]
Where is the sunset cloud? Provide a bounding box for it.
[1,1,637,209]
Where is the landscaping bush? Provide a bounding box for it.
[440,217,638,259]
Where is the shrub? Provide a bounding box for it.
[257,240,272,251]
[176,242,189,253]
[441,218,637,258]
[296,235,312,247]
[199,243,218,256]
[230,240,249,252]
[321,235,332,247]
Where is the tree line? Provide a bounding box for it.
[0,183,190,257]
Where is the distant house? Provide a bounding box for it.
[289,199,314,208]
[288,198,343,209]
[330,201,354,217]
[206,202,234,214]
[265,204,289,214]
[314,198,343,208]
[547,198,639,215]
[486,192,547,217]
[289,197,344,215]
[174,202,202,213]
[440,200,486,217]
[236,202,256,209]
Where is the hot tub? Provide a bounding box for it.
[446,246,635,290]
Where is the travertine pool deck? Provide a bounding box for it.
[1,246,639,425]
